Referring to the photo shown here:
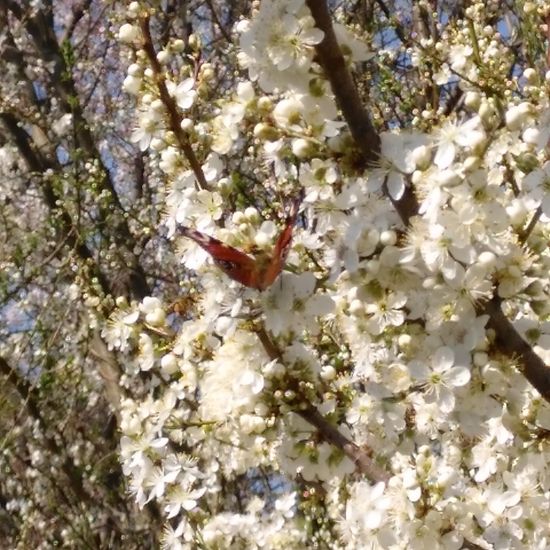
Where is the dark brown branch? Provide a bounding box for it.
[140,16,209,191]
[443,86,463,117]
[306,0,380,164]
[518,206,542,243]
[306,0,419,224]
[483,296,550,401]
[298,406,390,481]
[256,327,389,481]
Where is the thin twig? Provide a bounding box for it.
[518,205,542,244]
[140,16,209,191]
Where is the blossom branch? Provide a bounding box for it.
[306,0,419,224]
[484,296,550,402]
[139,16,209,191]
[256,326,390,482]
[307,0,550,404]
[298,406,390,482]
[305,0,380,164]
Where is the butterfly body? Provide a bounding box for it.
[180,196,301,290]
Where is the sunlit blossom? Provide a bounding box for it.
[409,346,470,413]
[106,5,550,549]
[522,161,550,217]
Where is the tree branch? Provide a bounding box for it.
[307,0,550,403]
[0,356,90,502]
[256,326,390,481]
[306,0,380,164]
[140,16,209,191]
[306,0,419,224]
[483,296,550,401]
[5,2,151,301]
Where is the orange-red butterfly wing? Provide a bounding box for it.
[258,194,302,290]
[179,227,262,289]
[180,193,302,291]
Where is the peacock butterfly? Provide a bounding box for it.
[179,194,302,291]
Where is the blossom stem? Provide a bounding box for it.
[139,16,209,191]
[467,20,482,65]
[256,326,390,481]
[518,205,542,243]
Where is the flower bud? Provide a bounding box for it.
[232,211,245,224]
[505,102,533,131]
[463,156,480,172]
[506,200,526,227]
[380,230,397,246]
[244,207,260,222]
[320,365,336,381]
[127,63,142,76]
[464,91,481,110]
[157,50,170,64]
[254,232,270,247]
[123,75,141,95]
[477,251,496,268]
[180,118,194,132]
[411,145,431,170]
[292,138,315,158]
[128,2,140,16]
[398,334,412,349]
[253,123,279,141]
[522,127,539,145]
[119,23,139,43]
[145,307,166,326]
[473,352,488,367]
[161,353,179,375]
[478,100,497,128]
[257,96,273,112]
[523,68,537,83]
[188,33,201,50]
[172,39,185,52]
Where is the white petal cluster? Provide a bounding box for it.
[113,1,550,548]
[237,0,324,92]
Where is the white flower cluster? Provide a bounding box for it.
[111,0,550,548]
